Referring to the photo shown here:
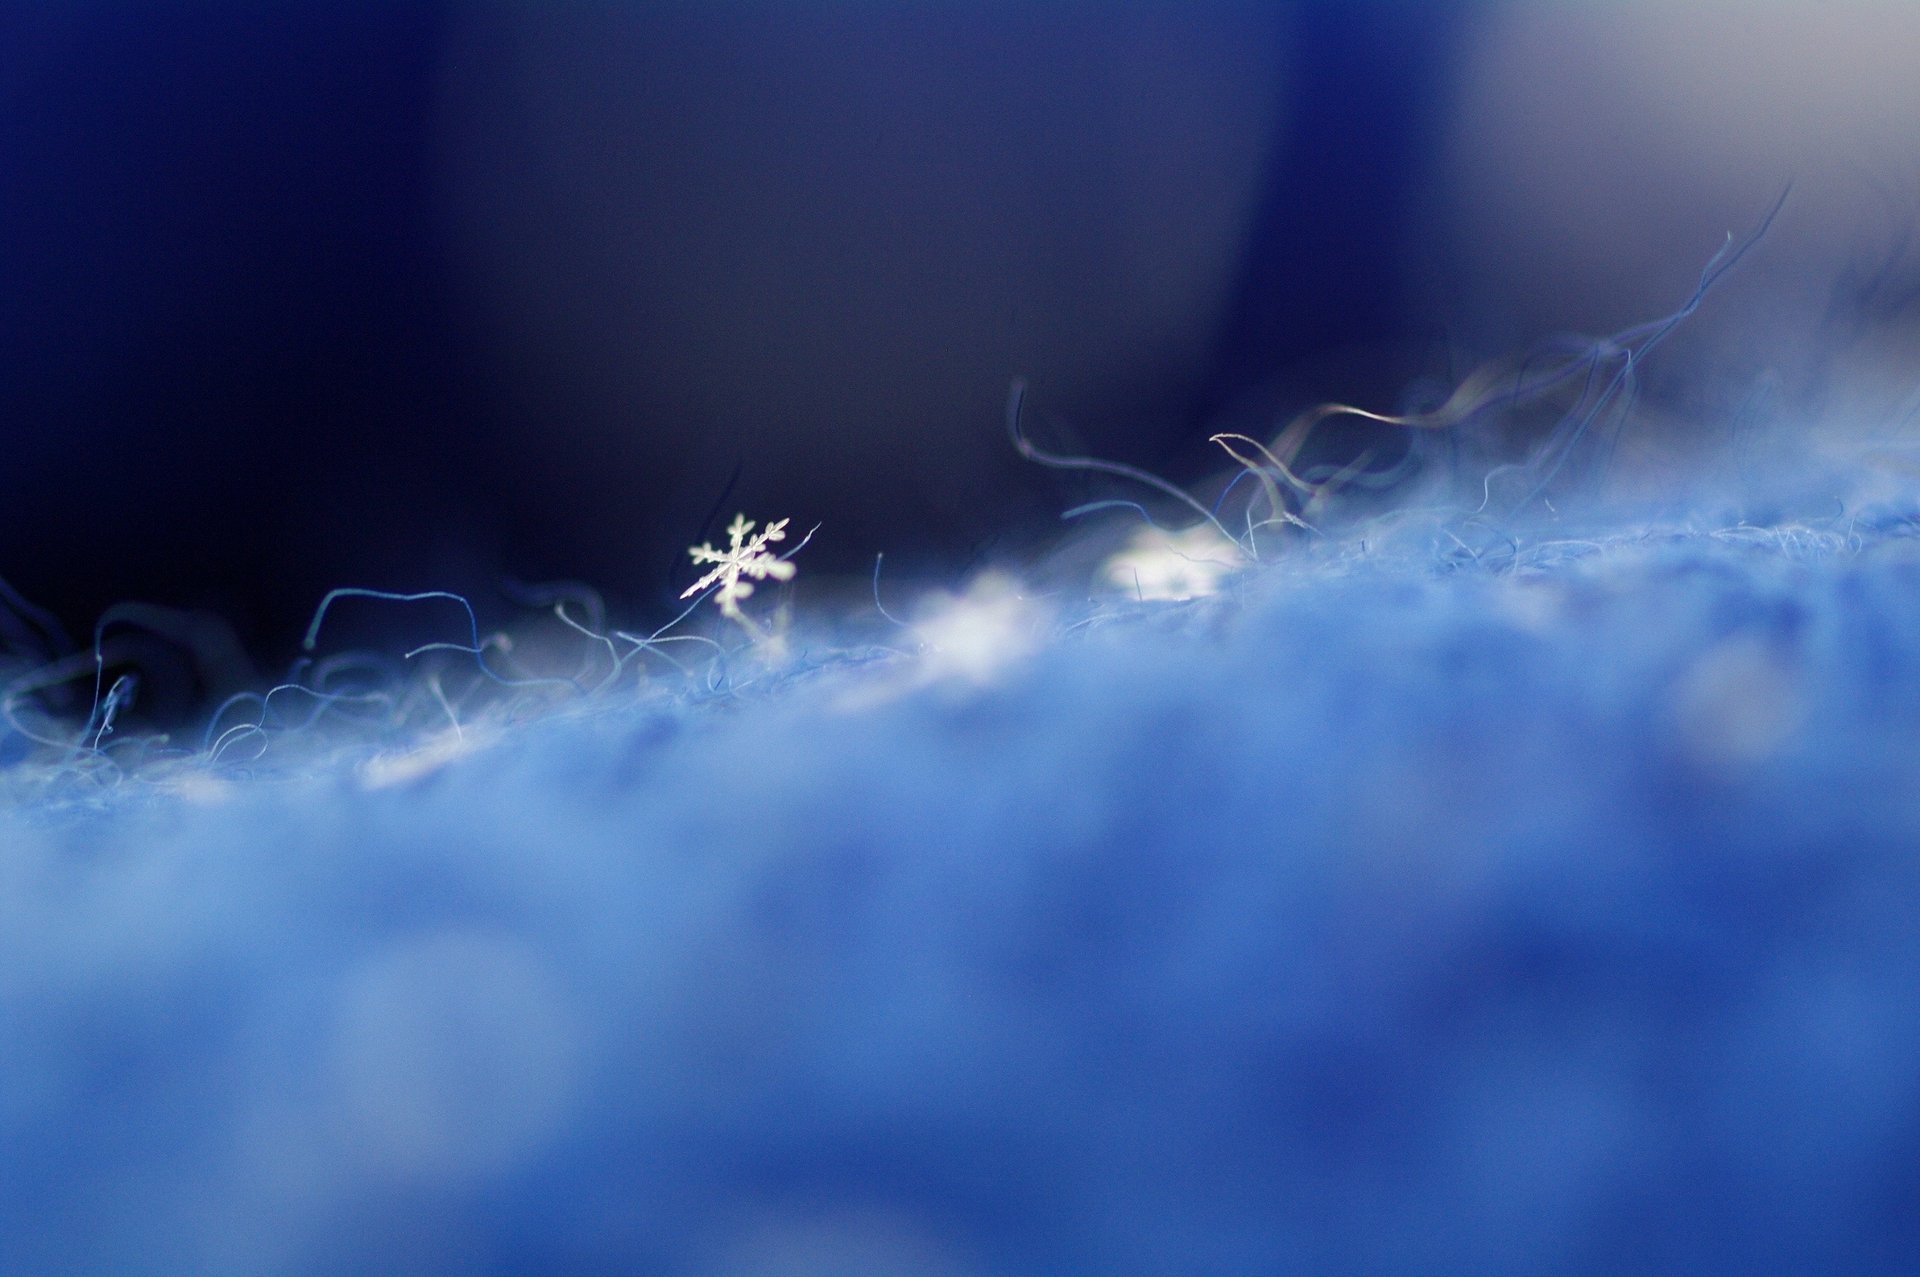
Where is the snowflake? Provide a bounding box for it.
[682,513,797,620]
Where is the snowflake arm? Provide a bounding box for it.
[682,514,796,620]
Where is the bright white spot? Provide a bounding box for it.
[359,729,492,790]
[157,769,236,805]
[911,573,1047,686]
[1101,523,1247,601]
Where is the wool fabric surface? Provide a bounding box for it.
[5,488,1920,1275]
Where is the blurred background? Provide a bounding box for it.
[3,1,1919,663]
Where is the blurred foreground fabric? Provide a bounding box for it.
[6,486,1920,1275]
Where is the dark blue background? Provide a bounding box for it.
[0,3,1477,655]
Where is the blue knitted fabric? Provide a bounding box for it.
[5,492,1920,1275]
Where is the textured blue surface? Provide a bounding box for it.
[6,496,1920,1274]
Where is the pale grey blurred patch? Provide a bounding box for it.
[324,928,583,1184]
[1435,4,1920,454]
